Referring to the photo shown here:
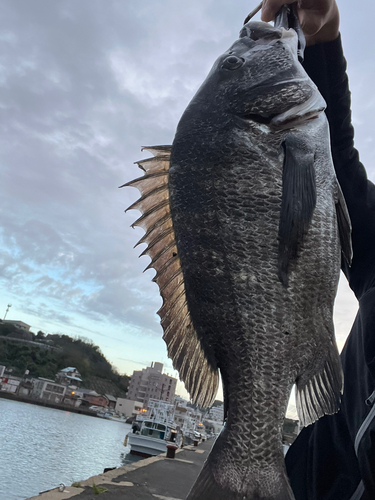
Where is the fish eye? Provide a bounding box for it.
[221,55,244,70]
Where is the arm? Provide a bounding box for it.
[262,0,375,298]
[302,38,375,298]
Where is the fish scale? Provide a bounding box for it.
[124,19,352,500]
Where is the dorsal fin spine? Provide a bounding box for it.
[138,226,174,253]
[156,268,183,293]
[127,185,169,213]
[134,214,172,248]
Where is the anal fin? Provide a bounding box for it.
[296,342,343,427]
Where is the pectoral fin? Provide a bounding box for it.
[278,133,316,286]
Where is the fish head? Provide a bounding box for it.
[187,21,325,130]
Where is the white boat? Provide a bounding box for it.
[181,421,206,445]
[127,419,177,456]
[90,406,128,423]
[108,413,128,423]
[125,399,178,457]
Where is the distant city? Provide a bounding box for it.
[0,318,225,432]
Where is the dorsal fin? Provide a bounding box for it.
[122,146,219,408]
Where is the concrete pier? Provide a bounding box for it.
[28,439,213,500]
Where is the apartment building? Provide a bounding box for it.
[126,362,177,408]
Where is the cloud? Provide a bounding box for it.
[0,0,374,388]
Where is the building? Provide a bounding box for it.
[203,403,225,434]
[7,330,33,341]
[283,418,300,445]
[115,398,143,418]
[206,404,224,422]
[0,375,21,393]
[1,320,31,331]
[105,394,117,410]
[78,389,109,408]
[126,362,177,408]
[0,367,32,395]
[63,388,82,407]
[17,379,33,396]
[32,378,67,403]
[56,367,82,387]
[174,399,190,429]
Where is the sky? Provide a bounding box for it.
[0,0,374,406]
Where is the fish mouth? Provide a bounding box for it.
[238,113,277,125]
[237,90,325,130]
[270,92,326,129]
[237,109,321,129]
[232,18,325,129]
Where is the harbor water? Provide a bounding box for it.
[0,398,138,500]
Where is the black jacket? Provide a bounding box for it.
[285,36,375,500]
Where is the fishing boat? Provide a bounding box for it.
[125,399,178,457]
[108,413,128,423]
[90,406,127,422]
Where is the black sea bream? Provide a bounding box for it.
[124,19,352,500]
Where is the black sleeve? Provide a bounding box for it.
[303,36,375,299]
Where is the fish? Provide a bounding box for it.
[123,13,352,500]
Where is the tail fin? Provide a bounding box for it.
[186,451,295,500]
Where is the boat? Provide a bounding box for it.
[89,406,128,422]
[108,413,128,423]
[181,419,206,445]
[125,399,178,457]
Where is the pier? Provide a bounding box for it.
[28,439,213,500]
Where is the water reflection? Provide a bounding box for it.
[0,399,136,500]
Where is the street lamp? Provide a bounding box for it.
[3,304,12,320]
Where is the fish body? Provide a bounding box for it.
[125,21,352,500]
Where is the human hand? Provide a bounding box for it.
[261,0,340,45]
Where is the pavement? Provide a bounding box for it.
[28,439,213,500]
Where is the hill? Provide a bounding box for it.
[0,324,130,397]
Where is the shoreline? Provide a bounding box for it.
[27,439,214,500]
[0,391,101,418]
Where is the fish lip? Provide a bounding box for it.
[270,92,326,130]
[234,107,322,129]
[234,81,325,130]
[270,110,323,131]
[234,106,324,131]
[236,113,277,126]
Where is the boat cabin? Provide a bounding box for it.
[141,420,172,440]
